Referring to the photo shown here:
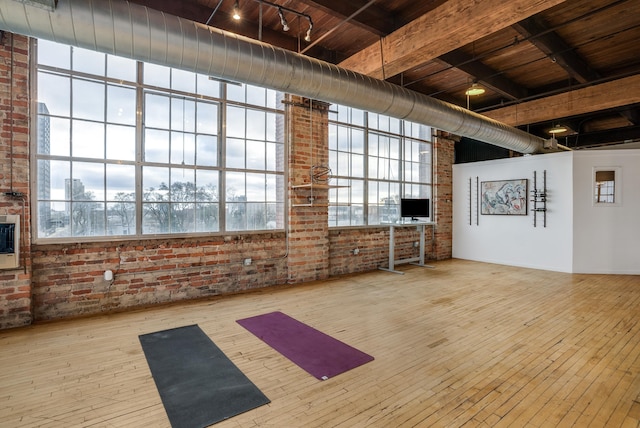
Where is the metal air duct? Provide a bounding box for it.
[0,0,547,153]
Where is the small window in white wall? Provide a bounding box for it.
[593,167,621,206]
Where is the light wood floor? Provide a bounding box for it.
[1,259,640,427]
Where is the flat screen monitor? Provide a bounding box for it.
[400,198,430,220]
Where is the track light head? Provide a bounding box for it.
[277,7,289,32]
[232,0,241,20]
[304,18,313,42]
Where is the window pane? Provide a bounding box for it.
[246,173,265,201]
[247,140,265,170]
[106,54,137,82]
[145,129,170,163]
[106,124,135,161]
[226,171,245,201]
[142,202,169,234]
[73,162,104,201]
[226,202,246,230]
[145,93,170,129]
[227,106,246,138]
[195,203,219,232]
[107,202,135,235]
[107,85,136,125]
[106,164,135,201]
[247,85,266,107]
[196,135,217,167]
[197,102,218,134]
[266,142,277,171]
[144,63,170,88]
[38,73,70,117]
[171,68,195,93]
[73,120,104,159]
[72,47,105,75]
[172,98,195,132]
[226,138,245,169]
[195,170,218,202]
[44,116,71,157]
[227,83,245,103]
[170,203,194,233]
[247,109,266,140]
[197,74,220,98]
[143,166,170,200]
[73,80,105,121]
[70,202,105,237]
[171,132,196,165]
[38,40,70,69]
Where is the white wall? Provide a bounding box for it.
[453,149,640,274]
[572,150,640,274]
[453,152,574,272]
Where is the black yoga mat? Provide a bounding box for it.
[139,324,269,428]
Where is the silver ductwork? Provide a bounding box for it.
[0,0,546,153]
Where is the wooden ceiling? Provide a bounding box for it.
[132,0,640,149]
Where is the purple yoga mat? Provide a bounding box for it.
[237,311,374,380]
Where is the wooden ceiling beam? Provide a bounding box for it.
[482,75,640,126]
[438,50,529,101]
[338,0,567,79]
[512,16,601,84]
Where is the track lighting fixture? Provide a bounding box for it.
[277,7,289,31]
[232,0,241,20]
[304,18,313,42]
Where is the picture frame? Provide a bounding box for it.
[481,179,528,215]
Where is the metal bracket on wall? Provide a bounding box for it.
[531,170,547,227]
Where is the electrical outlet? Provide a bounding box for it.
[243,258,252,266]
[352,248,359,255]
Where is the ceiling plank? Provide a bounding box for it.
[302,0,395,36]
[482,75,640,126]
[338,0,567,79]
[512,16,601,84]
[438,50,529,101]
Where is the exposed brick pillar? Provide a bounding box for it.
[433,131,454,260]
[286,96,330,283]
[0,33,32,329]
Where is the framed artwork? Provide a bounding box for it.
[481,179,528,215]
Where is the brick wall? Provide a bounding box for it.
[0,33,454,328]
[0,33,32,329]
[433,132,455,260]
[31,234,287,321]
[329,224,437,275]
[287,97,331,283]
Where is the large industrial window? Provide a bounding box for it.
[328,105,432,226]
[34,39,284,240]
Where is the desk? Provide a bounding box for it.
[379,221,434,274]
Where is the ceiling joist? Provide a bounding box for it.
[512,16,601,84]
[438,50,528,101]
